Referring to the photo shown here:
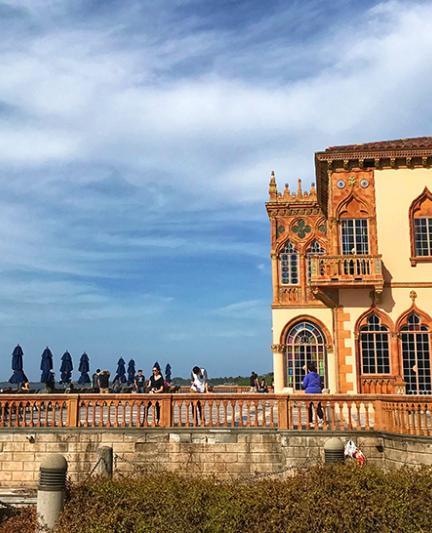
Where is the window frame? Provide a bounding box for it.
[359,314,391,375]
[399,313,432,395]
[409,188,432,266]
[340,218,369,255]
[305,240,326,283]
[279,240,300,286]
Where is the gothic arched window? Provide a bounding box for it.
[285,321,327,391]
[279,241,299,285]
[306,240,326,282]
[400,313,431,394]
[409,188,432,264]
[359,314,391,374]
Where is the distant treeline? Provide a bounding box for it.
[172,372,273,387]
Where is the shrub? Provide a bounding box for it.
[3,465,432,532]
[53,465,432,533]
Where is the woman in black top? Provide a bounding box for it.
[148,367,164,424]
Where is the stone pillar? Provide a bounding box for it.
[272,344,285,393]
[271,253,278,304]
[37,454,68,530]
[97,446,113,479]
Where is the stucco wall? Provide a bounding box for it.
[375,167,432,282]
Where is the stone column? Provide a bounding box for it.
[271,253,278,304]
[272,344,285,393]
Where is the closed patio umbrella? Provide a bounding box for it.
[165,364,172,384]
[114,357,127,384]
[40,347,54,387]
[9,345,27,387]
[60,351,73,384]
[78,353,91,385]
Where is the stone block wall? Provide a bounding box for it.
[0,429,430,487]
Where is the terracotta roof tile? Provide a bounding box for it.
[324,136,432,153]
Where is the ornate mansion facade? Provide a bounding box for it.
[267,137,432,395]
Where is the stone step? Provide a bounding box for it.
[0,488,36,507]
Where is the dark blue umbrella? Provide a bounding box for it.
[40,347,54,385]
[153,361,161,372]
[127,359,136,385]
[60,351,73,384]
[114,357,127,384]
[78,353,91,385]
[9,345,27,385]
[165,363,172,383]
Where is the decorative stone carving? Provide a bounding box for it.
[271,344,286,353]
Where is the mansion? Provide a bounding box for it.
[267,137,432,395]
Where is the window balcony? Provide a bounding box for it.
[310,254,384,292]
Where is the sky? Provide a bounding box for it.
[0,0,432,380]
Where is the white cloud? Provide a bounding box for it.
[0,1,430,376]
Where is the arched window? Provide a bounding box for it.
[285,321,327,391]
[338,195,370,256]
[306,240,325,281]
[279,241,299,285]
[359,314,391,374]
[400,313,431,394]
[409,188,432,264]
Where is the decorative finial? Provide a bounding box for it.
[297,178,302,196]
[269,171,277,199]
[283,183,290,198]
[310,183,316,196]
[410,290,417,304]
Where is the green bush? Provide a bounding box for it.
[3,465,432,532]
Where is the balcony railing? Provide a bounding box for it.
[310,254,384,289]
[0,393,431,436]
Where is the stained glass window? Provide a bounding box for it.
[279,241,299,285]
[285,321,327,391]
[359,314,391,374]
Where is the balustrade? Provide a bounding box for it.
[310,255,384,288]
[0,393,430,437]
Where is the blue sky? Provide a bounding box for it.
[0,0,431,380]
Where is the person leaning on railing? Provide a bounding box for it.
[190,366,208,425]
[302,362,324,427]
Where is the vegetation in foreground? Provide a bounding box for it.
[2,465,432,533]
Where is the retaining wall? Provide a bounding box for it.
[0,429,430,487]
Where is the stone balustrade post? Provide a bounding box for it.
[272,344,285,393]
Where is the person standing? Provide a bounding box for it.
[92,369,101,392]
[249,371,259,392]
[302,362,324,427]
[134,370,146,393]
[98,370,110,394]
[148,366,164,424]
